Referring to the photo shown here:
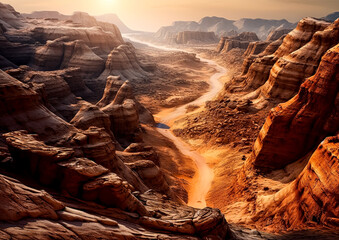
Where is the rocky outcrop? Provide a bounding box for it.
[98,43,149,81]
[0,174,65,221]
[266,28,291,41]
[273,18,330,59]
[175,31,217,44]
[0,70,76,142]
[260,19,339,100]
[0,2,25,29]
[217,32,259,53]
[6,67,80,121]
[248,44,339,170]
[70,102,114,139]
[100,82,141,146]
[0,30,34,67]
[238,18,330,91]
[4,130,148,214]
[0,173,230,239]
[33,37,105,77]
[31,26,123,55]
[96,75,124,107]
[254,135,339,230]
[243,41,270,57]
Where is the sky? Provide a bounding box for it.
[4,0,339,32]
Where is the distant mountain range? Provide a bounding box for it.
[155,12,339,40]
[323,12,339,22]
[155,16,296,40]
[23,11,134,33]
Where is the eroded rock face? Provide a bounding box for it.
[99,79,155,143]
[249,44,339,170]
[0,2,24,29]
[0,174,65,221]
[260,19,339,100]
[101,84,140,145]
[175,31,217,44]
[33,37,105,77]
[254,135,339,230]
[0,70,76,142]
[6,67,80,121]
[4,130,148,214]
[98,43,149,81]
[0,29,34,68]
[239,18,330,91]
[31,26,123,55]
[217,32,259,54]
[265,28,291,41]
[0,173,230,239]
[96,75,124,107]
[243,41,270,57]
[70,102,114,139]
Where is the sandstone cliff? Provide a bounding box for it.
[175,31,217,44]
[33,37,105,77]
[260,19,339,100]
[230,17,330,92]
[253,135,339,231]
[249,44,339,170]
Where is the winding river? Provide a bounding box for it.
[123,34,227,208]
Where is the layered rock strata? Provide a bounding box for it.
[98,43,149,81]
[217,32,259,53]
[248,44,339,170]
[260,19,339,99]
[235,18,330,91]
[33,37,105,77]
[175,31,217,44]
[254,135,339,230]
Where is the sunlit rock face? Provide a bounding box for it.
[253,135,339,230]
[249,44,339,170]
[260,19,339,100]
[242,18,330,90]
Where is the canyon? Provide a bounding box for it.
[0,1,338,240]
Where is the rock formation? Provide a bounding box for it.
[248,44,339,170]
[260,19,339,100]
[6,67,80,121]
[4,130,148,214]
[265,28,291,41]
[0,2,25,29]
[0,70,76,142]
[31,26,123,55]
[175,31,217,44]
[0,28,34,68]
[0,173,230,239]
[70,102,115,139]
[98,43,149,81]
[217,32,259,53]
[232,17,330,92]
[253,134,339,230]
[33,37,105,77]
[243,41,270,57]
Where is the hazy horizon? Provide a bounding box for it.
[4,0,339,31]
